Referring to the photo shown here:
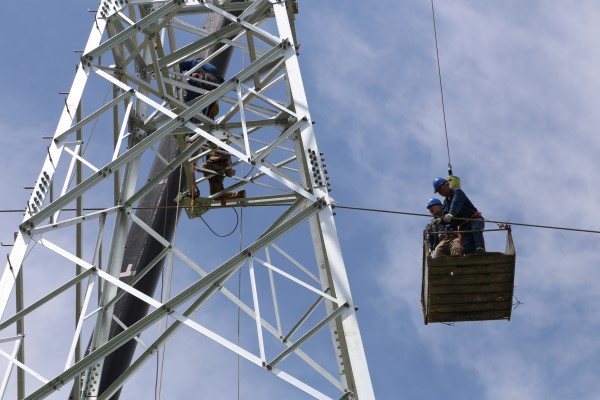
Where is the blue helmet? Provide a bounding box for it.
[200,62,220,76]
[432,177,448,193]
[427,197,442,209]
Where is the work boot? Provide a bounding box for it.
[231,190,246,199]
[218,190,246,206]
[476,247,486,254]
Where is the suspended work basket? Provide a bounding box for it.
[421,226,516,324]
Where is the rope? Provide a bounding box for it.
[237,207,244,400]
[430,0,453,176]
[155,142,181,400]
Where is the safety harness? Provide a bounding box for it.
[456,211,482,256]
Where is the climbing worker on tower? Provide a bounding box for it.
[179,58,245,204]
[432,177,486,255]
[425,198,461,257]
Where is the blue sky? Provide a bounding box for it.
[1,1,600,399]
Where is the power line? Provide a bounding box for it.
[333,204,600,235]
[1,203,598,236]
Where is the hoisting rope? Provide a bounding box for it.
[430,0,453,176]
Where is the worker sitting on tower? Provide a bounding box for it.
[433,177,485,255]
[425,198,461,257]
[179,58,245,204]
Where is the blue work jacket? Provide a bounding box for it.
[443,188,480,228]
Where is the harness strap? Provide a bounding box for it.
[458,211,482,228]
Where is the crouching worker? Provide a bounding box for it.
[432,177,485,255]
[425,198,461,257]
[180,58,245,204]
[200,149,245,205]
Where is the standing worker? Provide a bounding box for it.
[432,177,485,255]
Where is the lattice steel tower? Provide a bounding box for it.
[0,1,374,399]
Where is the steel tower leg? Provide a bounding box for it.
[0,1,375,399]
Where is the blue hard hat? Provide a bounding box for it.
[427,198,442,209]
[432,177,448,193]
[200,62,220,76]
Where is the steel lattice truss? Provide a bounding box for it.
[0,1,374,399]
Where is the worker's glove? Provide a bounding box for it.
[432,218,442,225]
[443,213,453,223]
[425,223,432,233]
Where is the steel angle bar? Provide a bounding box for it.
[0,18,107,326]
[170,249,343,392]
[97,275,263,400]
[0,269,96,332]
[219,60,288,123]
[64,280,95,371]
[34,238,162,314]
[204,1,280,46]
[252,166,312,200]
[206,194,297,208]
[270,243,319,283]
[54,90,134,145]
[250,138,297,157]
[268,303,349,370]
[0,335,22,345]
[283,293,326,344]
[265,247,283,336]
[248,257,267,363]
[0,346,49,387]
[103,247,172,310]
[255,158,311,197]
[83,1,183,64]
[111,316,147,349]
[63,145,99,173]
[100,67,163,103]
[258,197,305,237]
[112,99,135,161]
[53,142,84,225]
[123,135,206,206]
[233,41,292,85]
[111,0,176,6]
[167,17,211,37]
[242,82,300,120]
[254,257,339,304]
[177,1,252,16]
[120,33,167,76]
[91,212,107,266]
[236,81,253,158]
[0,339,20,398]
[270,367,334,400]
[27,201,320,399]
[253,118,308,163]
[235,0,269,21]
[23,79,192,229]
[220,281,342,390]
[160,23,242,69]
[114,11,136,27]
[105,19,148,73]
[217,117,290,132]
[127,213,172,248]
[167,246,209,277]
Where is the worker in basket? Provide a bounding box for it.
[432,177,485,255]
[425,198,461,257]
